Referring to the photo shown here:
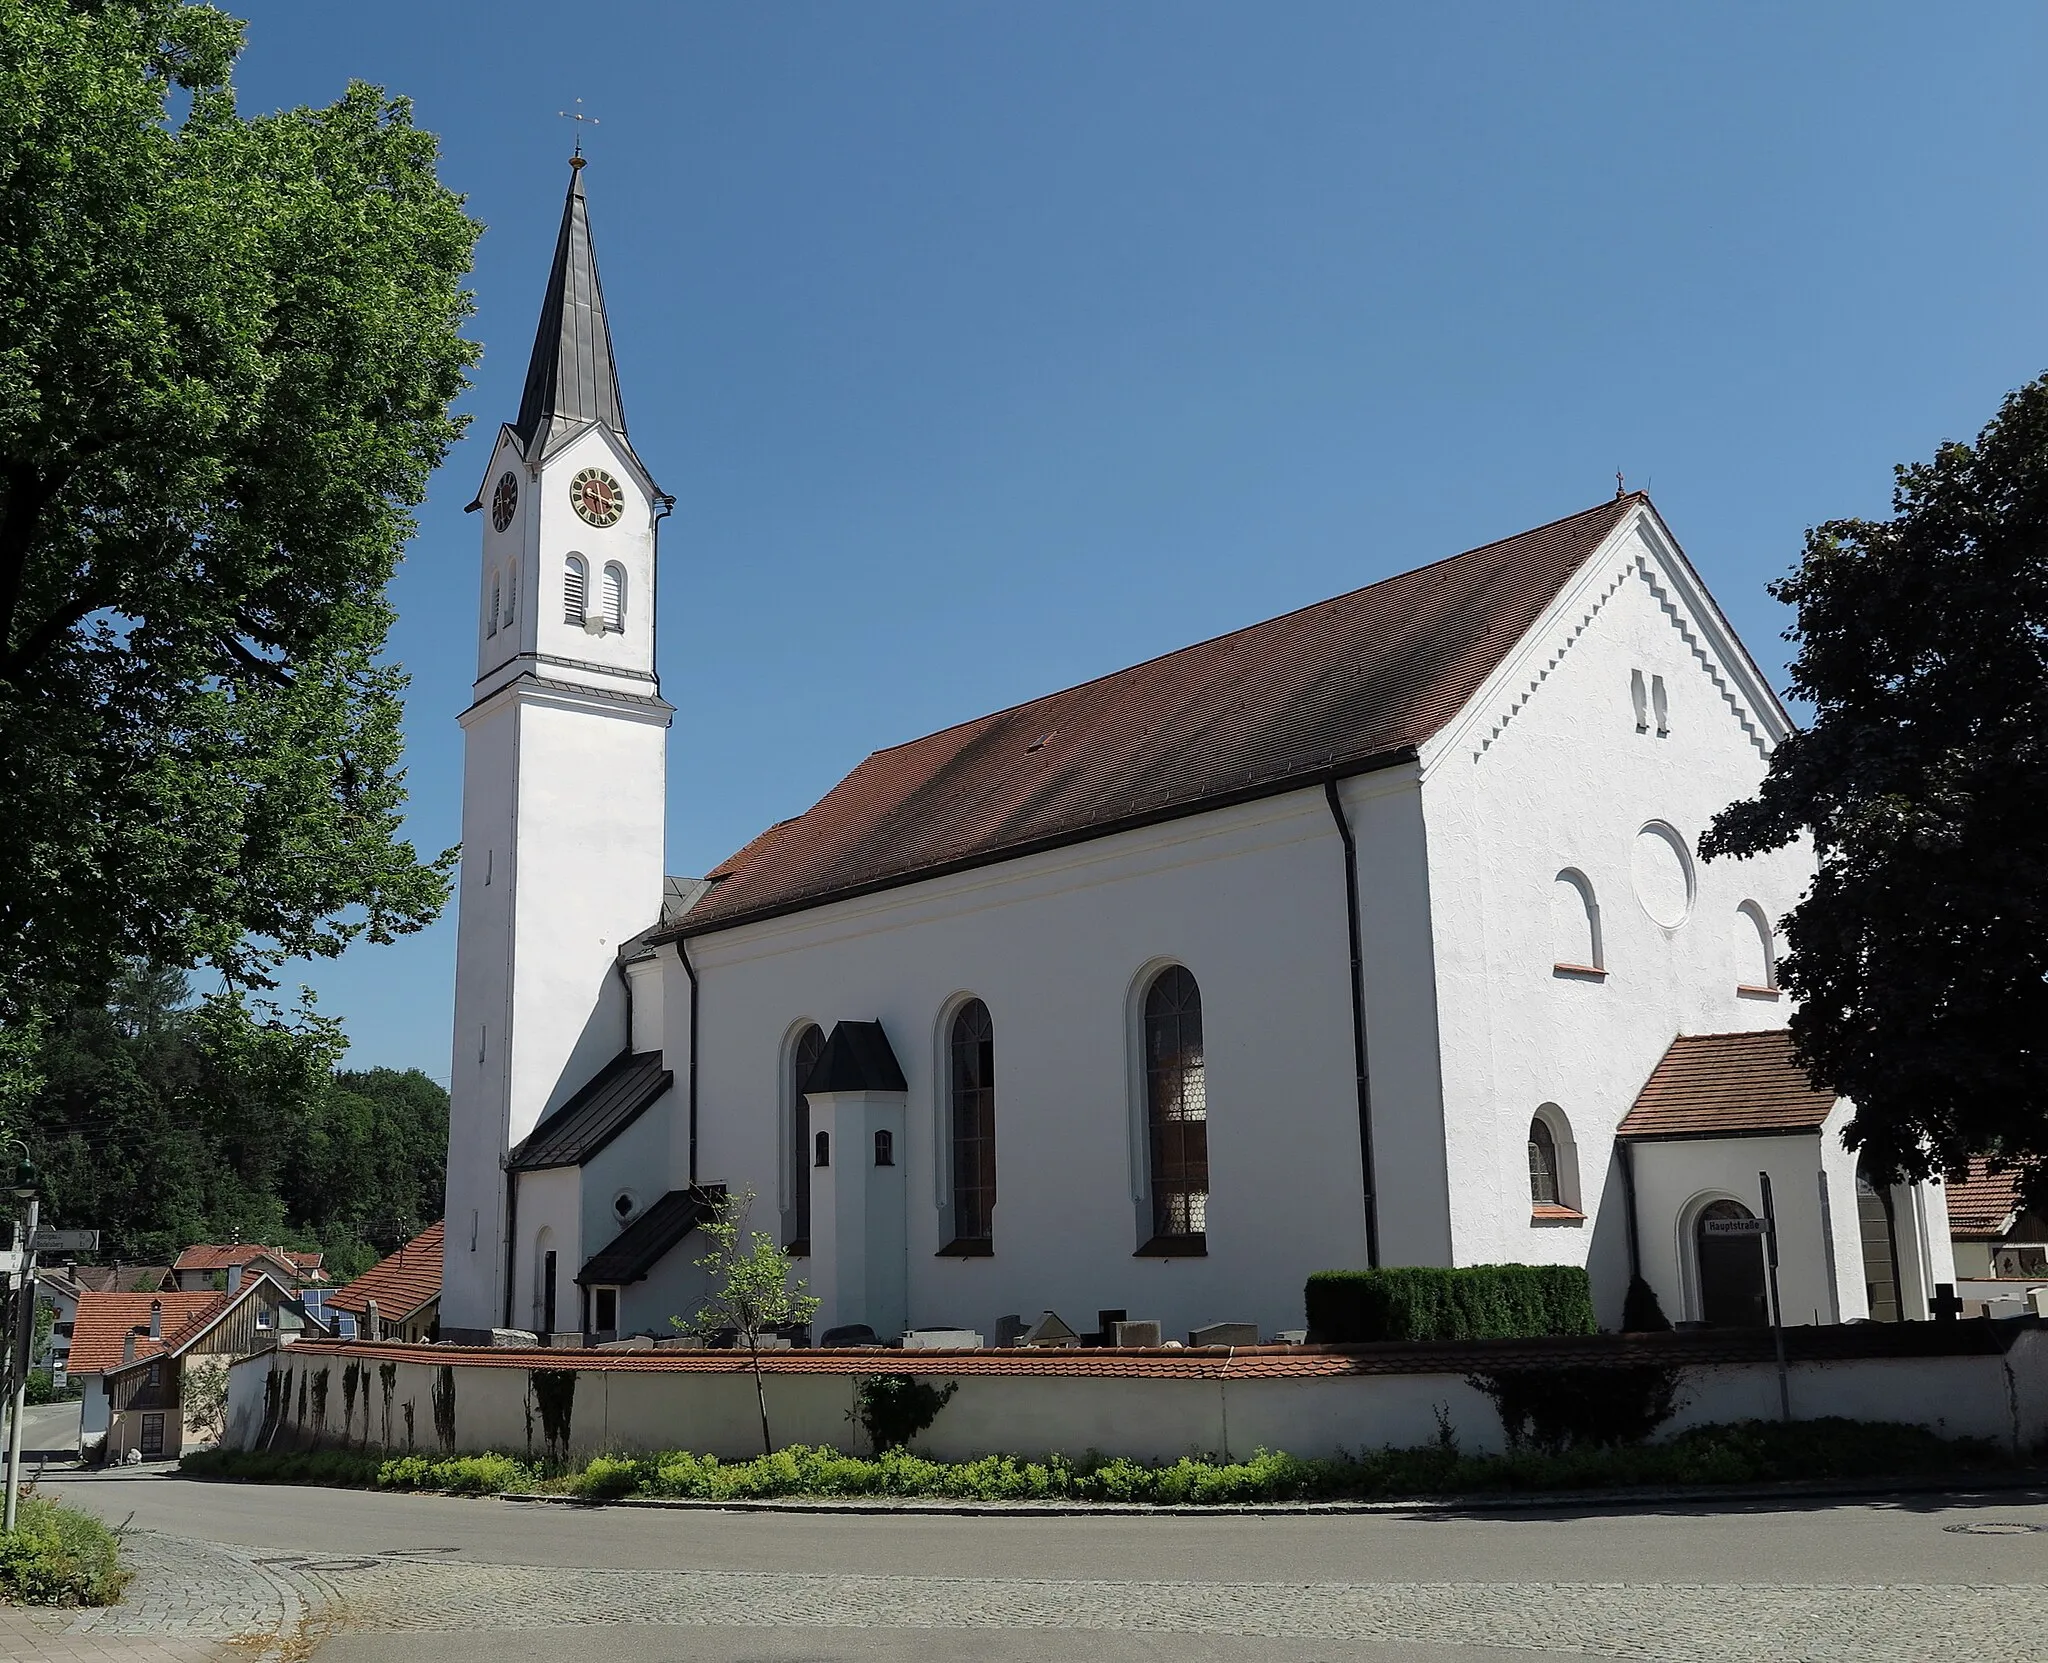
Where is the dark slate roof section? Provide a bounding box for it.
[508,1050,671,1172]
[513,162,629,457]
[654,497,1643,939]
[578,1187,720,1286]
[803,1021,908,1095]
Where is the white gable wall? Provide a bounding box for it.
[1417,509,1815,1324]
[663,787,1406,1343]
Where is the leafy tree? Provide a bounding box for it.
[676,1189,819,1455]
[1703,374,2048,1205]
[0,0,477,1027]
[15,966,445,1268]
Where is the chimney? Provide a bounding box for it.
[226,1264,242,1294]
[122,1328,139,1365]
[364,1297,380,1342]
[149,1299,162,1339]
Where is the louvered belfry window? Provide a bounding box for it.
[563,554,588,624]
[602,563,626,632]
[1145,966,1208,1239]
[949,1000,997,1242]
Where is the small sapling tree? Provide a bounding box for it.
[676,1187,819,1456]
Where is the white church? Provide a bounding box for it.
[440,163,1956,1349]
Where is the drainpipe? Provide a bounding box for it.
[1619,1140,1642,1282]
[1323,777,1381,1268]
[678,934,701,1186]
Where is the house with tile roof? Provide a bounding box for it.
[170,1243,324,1292]
[440,159,1952,1351]
[1944,1158,2047,1314]
[72,1273,321,1460]
[326,1222,444,1343]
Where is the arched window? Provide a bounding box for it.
[1650,673,1670,736]
[948,1000,997,1243]
[814,1129,830,1167]
[874,1128,894,1167]
[788,1023,823,1249]
[1144,966,1208,1242]
[1630,668,1649,732]
[1528,1117,1559,1206]
[1551,869,1603,974]
[602,562,626,632]
[563,554,588,625]
[1528,1104,1581,1216]
[503,560,518,624]
[487,572,500,637]
[1737,901,1778,993]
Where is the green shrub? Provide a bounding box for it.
[1305,1264,1597,1343]
[1469,1364,1685,1451]
[851,1375,959,1451]
[25,1372,81,1406]
[170,1417,2004,1505]
[0,1495,130,1606]
[181,1447,385,1487]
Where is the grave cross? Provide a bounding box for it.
[1930,1282,1964,1323]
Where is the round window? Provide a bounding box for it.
[613,1192,636,1222]
[1631,821,1694,929]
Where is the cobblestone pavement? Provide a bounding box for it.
[1,1530,339,1663]
[305,1555,2048,1663]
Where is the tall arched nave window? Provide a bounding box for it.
[948,999,997,1245]
[1143,966,1208,1243]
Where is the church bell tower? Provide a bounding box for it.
[440,157,673,1340]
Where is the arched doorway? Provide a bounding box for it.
[1695,1199,1768,1327]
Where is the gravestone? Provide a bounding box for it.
[1111,1319,1162,1348]
[1188,1322,1259,1348]
[1023,1311,1080,1347]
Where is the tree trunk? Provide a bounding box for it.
[750,1339,772,1456]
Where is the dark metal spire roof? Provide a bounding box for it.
[512,159,628,455]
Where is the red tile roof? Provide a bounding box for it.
[1944,1158,2031,1239]
[327,1222,443,1321]
[1617,1031,1836,1141]
[68,1292,227,1374]
[285,1318,2023,1378]
[172,1244,319,1280]
[657,497,1644,938]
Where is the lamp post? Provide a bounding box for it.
[3,1141,37,1533]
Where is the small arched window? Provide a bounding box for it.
[814,1129,830,1168]
[563,554,588,625]
[1528,1117,1559,1206]
[487,573,500,637]
[874,1128,894,1167]
[788,1023,824,1248]
[1630,669,1649,732]
[1737,901,1778,993]
[949,1000,997,1243]
[602,562,626,632]
[1144,966,1208,1242]
[503,560,518,624]
[1551,869,1603,974]
[1650,673,1670,736]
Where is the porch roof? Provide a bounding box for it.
[1618,1031,1835,1142]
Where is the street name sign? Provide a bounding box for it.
[1702,1217,1769,1238]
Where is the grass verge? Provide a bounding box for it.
[179,1418,2010,1505]
[0,1494,131,1606]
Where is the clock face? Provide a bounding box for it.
[490,472,519,532]
[570,467,624,528]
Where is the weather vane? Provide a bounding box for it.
[559,98,599,165]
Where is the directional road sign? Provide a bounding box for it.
[30,1230,98,1253]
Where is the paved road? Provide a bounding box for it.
[39,1469,2048,1663]
[10,1398,81,1457]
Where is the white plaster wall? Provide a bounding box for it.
[576,1091,674,1271]
[667,789,1378,1344]
[1416,508,1814,1325]
[1631,1133,1844,1328]
[511,1166,580,1335]
[227,1334,2048,1465]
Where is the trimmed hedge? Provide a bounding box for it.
[1306,1264,1597,1343]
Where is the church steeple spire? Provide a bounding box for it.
[512,159,628,457]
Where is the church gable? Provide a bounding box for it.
[659,496,1641,939]
[1423,501,1791,774]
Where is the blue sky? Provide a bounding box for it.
[230,2,2045,1078]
